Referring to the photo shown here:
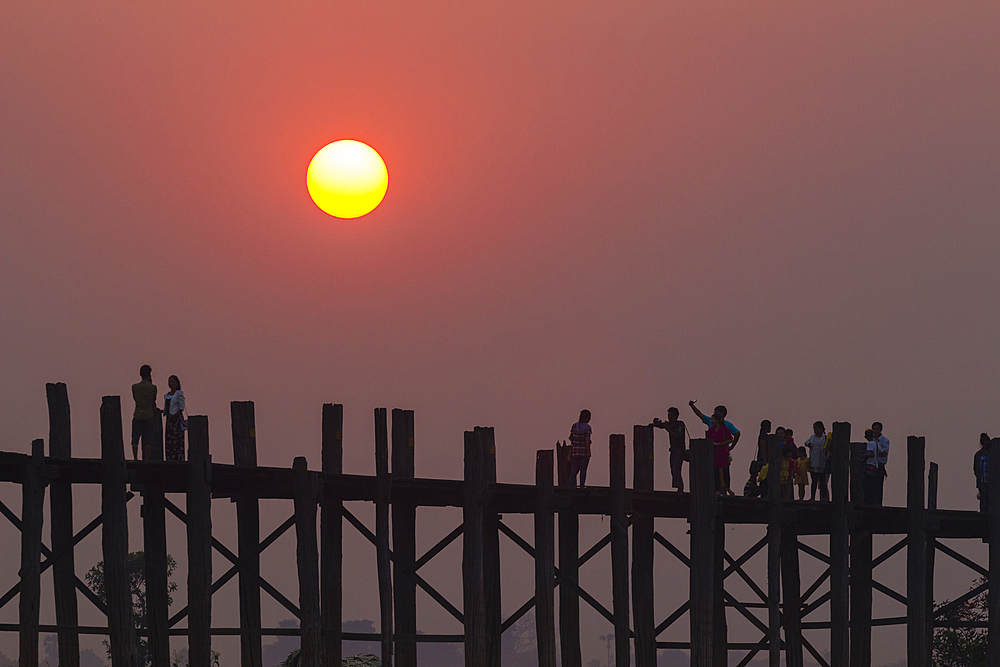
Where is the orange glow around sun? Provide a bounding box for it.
[306,140,388,218]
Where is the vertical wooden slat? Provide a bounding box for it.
[609,435,630,667]
[557,437,581,667]
[534,450,557,667]
[231,401,263,667]
[906,436,928,667]
[101,396,139,667]
[187,415,213,667]
[19,439,45,667]
[294,457,322,667]
[321,404,344,667]
[46,382,80,667]
[374,408,393,667]
[850,442,872,667]
[481,427,502,667]
[631,424,655,667]
[829,422,851,666]
[926,461,938,667]
[780,525,802,667]
[713,514,727,667]
[766,433,782,667]
[143,480,169,667]
[689,437,714,667]
[987,438,1000,665]
[391,409,417,667]
[463,428,487,665]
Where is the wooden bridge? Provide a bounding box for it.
[2,382,999,667]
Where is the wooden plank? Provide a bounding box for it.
[766,433,781,667]
[850,532,872,667]
[19,440,45,667]
[925,462,938,667]
[101,397,139,667]
[463,428,488,665]
[231,401,263,667]
[391,409,417,667]
[534,450,557,667]
[714,515,727,667]
[187,415,213,667]
[321,403,344,667]
[609,435,630,667]
[906,436,928,667]
[689,436,714,667]
[988,438,1000,665]
[481,427,502,667]
[374,408,393,667]
[780,525,803,667]
[632,423,655,667]
[46,382,81,667]
[829,422,850,665]
[293,457,322,667]
[143,484,170,667]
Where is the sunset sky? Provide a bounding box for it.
[3,2,999,664]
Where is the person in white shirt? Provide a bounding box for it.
[163,375,187,461]
[805,421,829,501]
[863,422,889,505]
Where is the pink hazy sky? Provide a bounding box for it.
[3,1,999,664]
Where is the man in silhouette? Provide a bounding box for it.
[131,364,157,460]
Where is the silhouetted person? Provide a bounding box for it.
[755,420,772,464]
[805,421,829,501]
[689,400,741,449]
[975,433,990,513]
[130,365,157,461]
[652,407,687,491]
[163,375,187,461]
[568,410,592,488]
[863,422,889,505]
[706,413,735,495]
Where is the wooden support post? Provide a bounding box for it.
[374,408,393,667]
[988,438,1000,665]
[632,424,655,667]
[556,440,571,488]
[143,479,169,667]
[780,524,802,667]
[481,427,502,667]
[46,382,80,667]
[713,515,727,667]
[19,439,45,667]
[766,433,782,667]
[850,442,872,667]
[231,401,263,667]
[558,435,581,667]
[101,397,139,667]
[926,461,938,667]
[463,428,488,665]
[906,436,928,667]
[294,457,323,667]
[609,435,630,667]
[392,409,417,667]
[187,415,213,667]
[321,404,344,667]
[689,437,714,667]
[534,450,557,667]
[829,422,851,666]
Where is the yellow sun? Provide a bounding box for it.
[306,140,388,218]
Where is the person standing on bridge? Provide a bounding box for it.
[568,410,592,488]
[652,407,687,492]
[706,413,735,495]
[689,401,741,450]
[975,433,990,513]
[805,421,829,501]
[163,375,187,462]
[863,422,889,505]
[130,364,158,461]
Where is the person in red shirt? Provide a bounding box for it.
[707,413,735,495]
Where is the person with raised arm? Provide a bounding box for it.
[689,400,741,450]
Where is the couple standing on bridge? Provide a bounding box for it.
[130,364,187,462]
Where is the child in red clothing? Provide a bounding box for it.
[707,414,735,495]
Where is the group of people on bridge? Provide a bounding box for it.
[129,364,187,462]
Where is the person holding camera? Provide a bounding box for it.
[652,407,687,492]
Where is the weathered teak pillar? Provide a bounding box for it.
[294,457,322,667]
[391,409,417,667]
[925,461,938,667]
[609,435,630,667]
[557,441,581,667]
[463,428,488,665]
[534,450,557,667]
[481,428,502,667]
[713,513,727,667]
[321,404,344,667]
[143,417,170,667]
[849,441,872,667]
[19,439,46,667]
[101,397,139,667]
[906,436,928,667]
[829,422,851,666]
[632,424,655,667]
[988,438,1000,665]
[46,382,81,667]
[187,416,213,667]
[231,401,263,667]
[780,523,802,667]
[766,433,782,667]
[689,437,715,667]
[374,408,393,667]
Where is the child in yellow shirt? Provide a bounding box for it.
[795,446,810,500]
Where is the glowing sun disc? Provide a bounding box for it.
[306,140,388,218]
